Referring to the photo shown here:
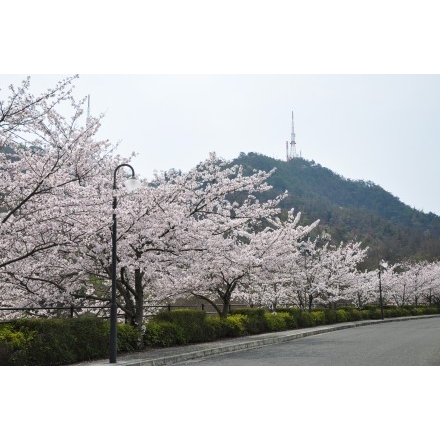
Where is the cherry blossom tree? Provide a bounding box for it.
[343,269,378,309]
[421,262,440,306]
[386,261,440,307]
[2,76,320,328]
[0,75,119,315]
[281,238,367,311]
[174,209,319,317]
[383,263,409,307]
[56,153,304,328]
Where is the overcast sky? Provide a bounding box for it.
[2,74,439,215]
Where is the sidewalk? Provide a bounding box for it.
[74,314,440,366]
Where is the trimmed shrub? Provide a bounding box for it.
[345,308,362,321]
[1,316,110,365]
[8,319,78,365]
[336,309,349,323]
[69,316,109,360]
[153,309,210,343]
[276,307,302,326]
[264,312,288,332]
[117,323,142,352]
[297,311,315,328]
[311,310,326,326]
[360,309,372,320]
[205,316,229,340]
[0,325,34,366]
[280,312,297,329]
[422,307,440,315]
[323,309,338,324]
[368,308,383,320]
[230,308,268,334]
[144,321,187,347]
[276,311,296,330]
[230,308,266,318]
[384,308,402,318]
[223,314,249,337]
[288,308,303,319]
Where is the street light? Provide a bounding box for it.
[378,260,388,320]
[110,164,141,363]
[299,243,312,311]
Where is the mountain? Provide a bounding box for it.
[230,152,440,270]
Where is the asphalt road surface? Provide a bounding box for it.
[176,317,440,366]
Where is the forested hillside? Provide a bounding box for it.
[231,152,440,269]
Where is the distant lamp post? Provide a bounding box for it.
[110,164,141,364]
[299,243,312,311]
[378,260,388,320]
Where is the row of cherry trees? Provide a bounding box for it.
[1,77,439,330]
[348,260,440,309]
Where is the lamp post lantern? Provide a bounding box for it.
[378,260,388,321]
[110,164,140,363]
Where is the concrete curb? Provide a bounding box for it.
[108,314,440,366]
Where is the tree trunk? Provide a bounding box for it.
[221,300,230,319]
[221,290,232,319]
[308,294,313,312]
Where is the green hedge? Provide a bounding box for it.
[297,311,315,328]
[152,309,218,342]
[230,308,268,334]
[221,314,249,337]
[205,316,229,339]
[144,321,187,347]
[0,316,139,366]
[0,325,35,366]
[117,323,142,352]
[2,305,440,365]
[278,312,297,330]
[264,313,287,332]
[149,308,297,342]
[346,308,362,321]
[149,310,250,342]
[311,310,326,325]
[264,305,440,326]
[335,309,349,323]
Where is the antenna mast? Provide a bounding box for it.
[290,111,296,159]
[286,111,297,161]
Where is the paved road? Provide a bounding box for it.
[176,316,440,365]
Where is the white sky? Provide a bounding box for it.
[2,1,440,221]
[3,1,440,217]
[2,73,439,215]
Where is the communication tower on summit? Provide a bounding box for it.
[286,111,297,161]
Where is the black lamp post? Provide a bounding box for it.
[299,243,311,311]
[378,260,388,320]
[110,164,140,364]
